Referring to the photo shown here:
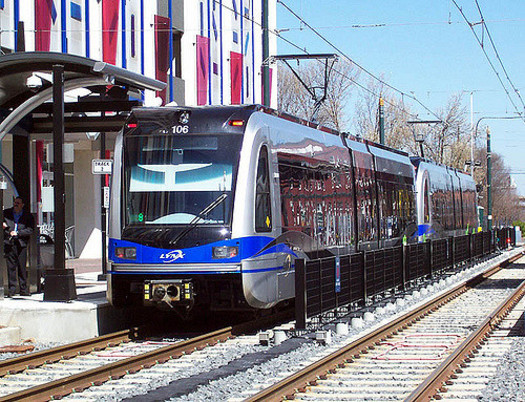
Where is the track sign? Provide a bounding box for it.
[92,159,113,174]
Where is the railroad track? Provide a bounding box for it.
[0,310,293,401]
[246,252,525,402]
[408,277,525,401]
[430,296,524,401]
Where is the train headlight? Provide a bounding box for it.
[212,246,238,259]
[115,247,137,260]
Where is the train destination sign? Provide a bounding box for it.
[92,159,113,174]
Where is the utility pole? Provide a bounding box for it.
[470,92,474,176]
[379,97,385,145]
[486,126,492,230]
[262,0,270,107]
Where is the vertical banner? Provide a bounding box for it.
[102,0,120,65]
[196,35,209,105]
[154,15,170,104]
[34,0,56,51]
[230,51,242,105]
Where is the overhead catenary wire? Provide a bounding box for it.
[451,0,525,124]
[473,0,525,112]
[213,0,418,119]
[277,0,443,122]
[277,17,525,31]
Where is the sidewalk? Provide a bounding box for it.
[65,258,104,275]
[0,258,115,344]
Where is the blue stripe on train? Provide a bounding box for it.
[109,236,295,265]
[108,265,286,275]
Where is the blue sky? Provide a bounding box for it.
[275,0,525,195]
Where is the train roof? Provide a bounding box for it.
[128,104,410,157]
[410,156,472,177]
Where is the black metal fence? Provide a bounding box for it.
[295,229,515,329]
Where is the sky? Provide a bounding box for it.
[275,0,525,195]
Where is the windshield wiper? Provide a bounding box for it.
[171,193,228,246]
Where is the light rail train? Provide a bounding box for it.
[107,105,477,314]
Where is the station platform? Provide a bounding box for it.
[0,259,128,345]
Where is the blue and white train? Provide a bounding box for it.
[107,105,478,313]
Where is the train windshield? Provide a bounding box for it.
[123,134,242,226]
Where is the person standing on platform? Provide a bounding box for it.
[3,197,34,297]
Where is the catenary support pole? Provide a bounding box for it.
[379,97,385,145]
[262,0,270,106]
[486,126,492,230]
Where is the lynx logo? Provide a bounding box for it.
[160,250,185,263]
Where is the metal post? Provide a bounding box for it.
[44,65,77,301]
[486,127,492,230]
[362,251,367,302]
[379,97,385,145]
[99,131,107,281]
[262,0,270,107]
[0,190,4,299]
[468,233,473,264]
[53,65,65,272]
[428,239,433,278]
[401,245,407,291]
[16,21,25,52]
[450,236,456,270]
[294,258,306,330]
[470,92,474,176]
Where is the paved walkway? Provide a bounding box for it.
[65,258,104,275]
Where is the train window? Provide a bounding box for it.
[423,179,430,223]
[123,134,241,226]
[255,146,272,232]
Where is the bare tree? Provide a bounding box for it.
[423,94,471,168]
[353,78,415,152]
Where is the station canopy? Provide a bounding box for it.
[0,52,165,141]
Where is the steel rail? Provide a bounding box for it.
[245,251,523,402]
[0,308,294,402]
[0,328,136,377]
[0,327,233,402]
[405,274,525,401]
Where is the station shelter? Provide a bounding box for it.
[0,51,165,299]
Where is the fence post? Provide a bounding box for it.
[450,236,456,270]
[362,251,367,303]
[402,245,407,291]
[295,258,306,330]
[468,233,472,263]
[428,239,433,278]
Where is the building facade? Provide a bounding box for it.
[0,0,277,258]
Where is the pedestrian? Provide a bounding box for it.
[3,197,34,297]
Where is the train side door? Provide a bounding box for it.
[255,145,273,233]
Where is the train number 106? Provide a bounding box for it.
[172,125,189,134]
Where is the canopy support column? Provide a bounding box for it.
[44,64,77,301]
